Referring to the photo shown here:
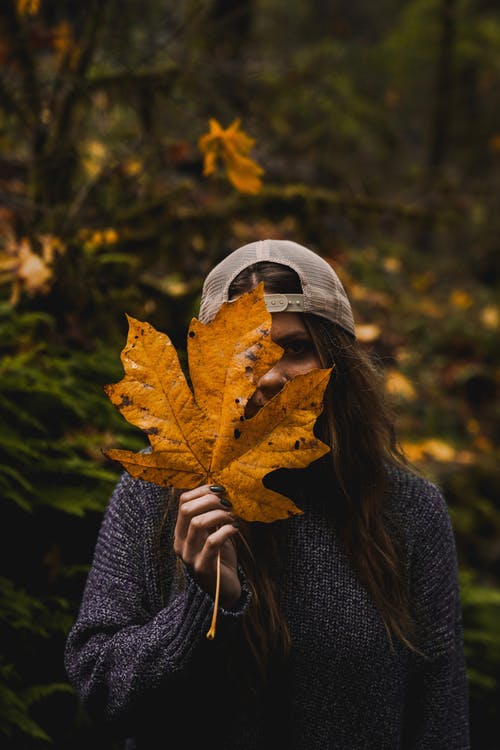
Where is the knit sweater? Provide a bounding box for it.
[64,465,470,749]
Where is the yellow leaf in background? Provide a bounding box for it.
[356,323,381,343]
[15,237,62,298]
[403,438,456,463]
[122,158,142,176]
[18,244,51,295]
[104,283,332,523]
[198,118,264,194]
[382,256,401,273]
[16,0,40,15]
[450,289,473,310]
[385,369,417,400]
[1,235,64,305]
[79,228,119,252]
[103,228,119,244]
[81,140,109,179]
[480,305,499,330]
[224,147,265,194]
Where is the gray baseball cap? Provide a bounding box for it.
[198,239,356,337]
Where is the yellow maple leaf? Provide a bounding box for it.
[198,118,264,195]
[104,283,331,523]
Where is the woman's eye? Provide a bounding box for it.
[286,340,309,355]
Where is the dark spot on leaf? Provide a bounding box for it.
[245,366,252,375]
[294,440,300,449]
[145,427,159,435]
[234,428,241,439]
[118,395,133,407]
[134,335,139,339]
[239,415,245,422]
[246,351,257,361]
[189,330,195,337]
[268,441,273,445]
[235,398,240,403]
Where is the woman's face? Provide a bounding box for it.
[244,311,322,419]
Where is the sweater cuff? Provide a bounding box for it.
[182,563,251,621]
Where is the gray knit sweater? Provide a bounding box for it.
[64,465,470,749]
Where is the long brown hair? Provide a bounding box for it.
[227,261,419,676]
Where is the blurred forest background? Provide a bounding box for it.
[0,0,499,747]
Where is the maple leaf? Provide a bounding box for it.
[104,283,332,523]
[198,118,264,195]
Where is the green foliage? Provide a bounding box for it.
[0,304,142,514]
[459,568,500,741]
[0,580,73,743]
[461,570,500,689]
[0,302,145,743]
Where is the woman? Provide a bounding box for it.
[64,239,470,749]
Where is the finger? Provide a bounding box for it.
[191,523,239,577]
[179,484,215,504]
[176,487,230,539]
[208,485,232,508]
[175,501,235,559]
[179,484,230,506]
[182,508,234,561]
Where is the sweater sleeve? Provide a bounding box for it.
[402,478,470,749]
[63,473,250,728]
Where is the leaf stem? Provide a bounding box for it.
[206,549,221,640]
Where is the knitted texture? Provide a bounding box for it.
[64,466,470,749]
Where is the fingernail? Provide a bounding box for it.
[209,485,225,493]
[220,497,232,508]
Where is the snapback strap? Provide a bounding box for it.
[264,294,305,312]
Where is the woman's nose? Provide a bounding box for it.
[255,363,287,396]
